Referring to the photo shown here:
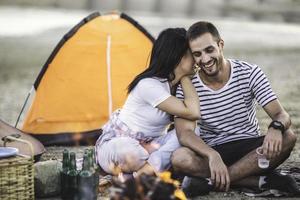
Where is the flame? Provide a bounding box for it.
[159,171,187,200]
[72,132,82,146]
[118,172,126,183]
[174,189,187,200]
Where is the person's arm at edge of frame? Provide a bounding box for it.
[262,99,292,159]
[174,117,230,191]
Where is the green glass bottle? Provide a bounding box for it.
[87,150,95,172]
[67,152,79,199]
[78,152,97,200]
[91,148,100,172]
[61,149,70,199]
[90,148,100,191]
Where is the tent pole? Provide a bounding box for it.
[15,86,34,128]
[106,35,112,117]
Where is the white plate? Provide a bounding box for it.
[0,147,19,158]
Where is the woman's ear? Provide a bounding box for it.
[218,39,224,49]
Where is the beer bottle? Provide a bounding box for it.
[78,152,97,200]
[90,148,100,191]
[88,149,99,195]
[67,152,79,199]
[61,149,70,199]
[91,148,100,172]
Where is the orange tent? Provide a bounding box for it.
[20,12,154,145]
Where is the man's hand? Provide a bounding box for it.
[208,151,230,191]
[263,128,283,160]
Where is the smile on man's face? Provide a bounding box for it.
[189,33,224,77]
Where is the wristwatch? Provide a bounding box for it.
[268,120,285,134]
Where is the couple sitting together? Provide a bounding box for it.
[95,21,299,196]
[1,21,299,197]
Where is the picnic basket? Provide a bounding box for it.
[0,135,34,200]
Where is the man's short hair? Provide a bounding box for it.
[187,21,221,42]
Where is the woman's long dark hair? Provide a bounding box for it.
[128,28,189,93]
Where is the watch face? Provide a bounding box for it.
[273,121,281,127]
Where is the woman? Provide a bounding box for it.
[96,28,200,176]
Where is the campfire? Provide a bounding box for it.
[108,171,186,200]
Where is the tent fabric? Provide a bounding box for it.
[21,12,154,144]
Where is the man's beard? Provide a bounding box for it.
[200,56,222,77]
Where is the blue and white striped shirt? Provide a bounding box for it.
[176,59,277,146]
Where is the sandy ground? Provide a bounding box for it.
[0,6,300,200]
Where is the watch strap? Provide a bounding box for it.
[268,120,285,134]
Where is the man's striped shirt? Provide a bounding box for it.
[176,59,277,146]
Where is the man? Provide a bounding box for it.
[171,21,299,196]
